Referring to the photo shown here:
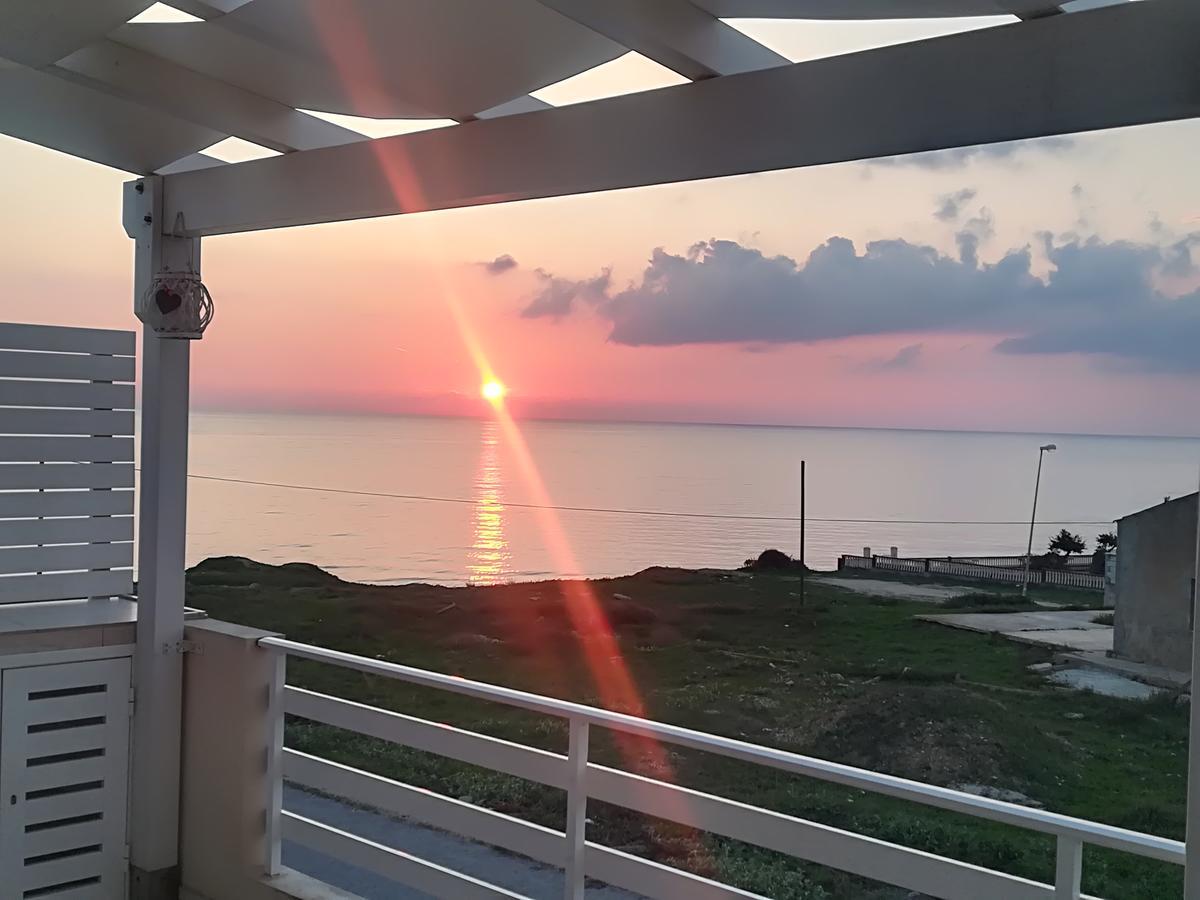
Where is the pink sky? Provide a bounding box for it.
[2,48,1199,436]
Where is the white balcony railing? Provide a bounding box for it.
[258,636,1183,900]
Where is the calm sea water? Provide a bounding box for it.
[182,412,1200,585]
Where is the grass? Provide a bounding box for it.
[187,557,1184,900]
[939,592,1039,611]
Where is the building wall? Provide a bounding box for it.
[1113,493,1199,671]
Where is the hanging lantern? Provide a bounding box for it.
[135,213,213,339]
[136,271,214,339]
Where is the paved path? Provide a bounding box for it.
[918,610,1113,652]
[283,786,645,899]
[1060,650,1190,689]
[813,576,976,603]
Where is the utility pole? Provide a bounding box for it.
[799,459,806,607]
[1021,443,1057,598]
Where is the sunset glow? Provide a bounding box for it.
[481,379,507,403]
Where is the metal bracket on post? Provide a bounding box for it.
[161,640,202,655]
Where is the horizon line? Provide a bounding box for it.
[183,403,1200,443]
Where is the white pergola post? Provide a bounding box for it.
[123,176,198,893]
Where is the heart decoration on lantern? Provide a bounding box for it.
[155,287,183,315]
[138,271,214,339]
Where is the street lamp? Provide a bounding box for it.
[1022,443,1057,598]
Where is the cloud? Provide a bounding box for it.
[481,254,518,275]
[956,208,995,269]
[521,268,611,319]
[996,293,1200,373]
[869,136,1074,170]
[934,189,976,222]
[860,343,924,372]
[1162,234,1200,278]
[521,231,1200,372]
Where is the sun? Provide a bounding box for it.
[481,379,507,403]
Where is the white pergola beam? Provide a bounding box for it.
[535,0,788,79]
[0,0,152,67]
[53,40,363,154]
[692,0,1067,17]
[160,1,1200,238]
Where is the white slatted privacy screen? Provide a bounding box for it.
[0,323,135,604]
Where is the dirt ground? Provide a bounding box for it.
[812,576,975,603]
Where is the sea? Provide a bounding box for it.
[181,412,1200,586]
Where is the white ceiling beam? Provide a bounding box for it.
[535,0,788,80]
[474,95,555,120]
[154,152,225,175]
[692,0,1069,17]
[0,66,222,174]
[53,40,363,153]
[158,0,1200,238]
[0,0,152,67]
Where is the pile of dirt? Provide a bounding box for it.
[807,685,1009,788]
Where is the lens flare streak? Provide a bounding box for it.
[305,6,695,834]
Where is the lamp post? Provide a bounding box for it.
[1021,443,1057,598]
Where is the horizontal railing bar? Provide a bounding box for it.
[590,764,1053,900]
[284,750,767,900]
[284,750,562,864]
[284,686,569,789]
[281,812,529,900]
[260,636,1184,866]
[586,845,767,900]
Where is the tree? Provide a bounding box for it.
[1049,529,1086,559]
[1096,532,1118,552]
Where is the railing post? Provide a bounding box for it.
[1055,835,1082,899]
[264,646,286,876]
[564,717,589,900]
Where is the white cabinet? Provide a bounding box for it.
[0,656,132,900]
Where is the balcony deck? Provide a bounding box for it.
[170,625,1186,900]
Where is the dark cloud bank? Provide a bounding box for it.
[496,230,1200,373]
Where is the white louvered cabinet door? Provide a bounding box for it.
[0,658,132,900]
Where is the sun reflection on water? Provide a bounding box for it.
[468,420,510,585]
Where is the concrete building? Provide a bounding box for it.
[1113,493,1199,672]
